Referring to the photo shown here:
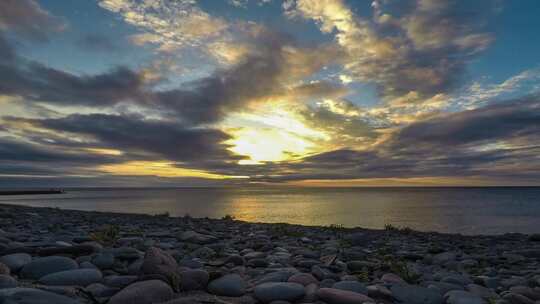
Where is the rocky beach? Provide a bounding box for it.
[0,203,539,304]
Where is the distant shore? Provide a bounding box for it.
[1,202,540,303]
[0,189,64,195]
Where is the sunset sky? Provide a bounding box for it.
[1,0,539,187]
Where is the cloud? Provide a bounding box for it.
[99,0,228,52]
[391,95,540,148]
[248,95,540,182]
[5,114,241,163]
[0,0,65,42]
[286,0,494,101]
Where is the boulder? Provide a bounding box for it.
[108,280,174,304]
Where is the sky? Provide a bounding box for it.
[1,0,540,187]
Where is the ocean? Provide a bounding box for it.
[1,187,539,235]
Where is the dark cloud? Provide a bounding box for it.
[392,96,540,147]
[0,0,64,42]
[0,57,146,106]
[6,114,242,163]
[250,96,540,182]
[154,35,291,124]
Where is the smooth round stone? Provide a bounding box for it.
[445,290,486,304]
[0,275,17,289]
[179,269,209,291]
[381,273,406,285]
[253,282,305,303]
[0,253,32,273]
[391,284,443,304]
[20,256,78,280]
[433,252,457,265]
[207,274,246,297]
[103,275,138,288]
[427,281,464,295]
[85,283,120,298]
[247,258,269,268]
[38,269,102,286]
[257,270,296,284]
[466,284,499,300]
[224,254,244,266]
[92,253,115,269]
[108,280,174,304]
[332,281,368,295]
[177,231,217,244]
[0,287,80,304]
[79,261,98,269]
[287,273,318,286]
[316,287,375,304]
[141,247,178,288]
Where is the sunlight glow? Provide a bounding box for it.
[224,107,329,164]
[99,161,247,179]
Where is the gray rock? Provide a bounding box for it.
[91,253,114,269]
[179,269,209,291]
[382,273,407,285]
[141,247,178,289]
[316,287,375,304]
[108,280,174,304]
[433,252,456,265]
[391,284,443,304]
[85,283,119,298]
[20,256,78,280]
[254,282,305,303]
[207,274,246,297]
[332,281,368,295]
[39,269,102,286]
[0,253,32,272]
[509,286,540,301]
[287,273,318,286]
[257,270,296,283]
[502,292,535,304]
[466,284,499,300]
[445,290,486,304]
[0,275,17,289]
[0,287,80,304]
[103,275,138,288]
[177,231,217,244]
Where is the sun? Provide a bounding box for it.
[223,106,329,164]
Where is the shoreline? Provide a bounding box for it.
[1,203,539,303]
[0,202,538,237]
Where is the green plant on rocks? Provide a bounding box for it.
[222,214,236,221]
[385,224,413,234]
[154,211,170,217]
[356,267,370,282]
[272,224,305,238]
[382,256,420,284]
[90,224,120,246]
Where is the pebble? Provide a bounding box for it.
[20,256,78,280]
[390,284,444,304]
[207,274,246,297]
[0,275,17,289]
[253,282,305,303]
[0,287,81,304]
[0,253,32,272]
[0,204,539,304]
[332,280,368,294]
[316,287,375,304]
[38,268,103,286]
[108,280,174,304]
